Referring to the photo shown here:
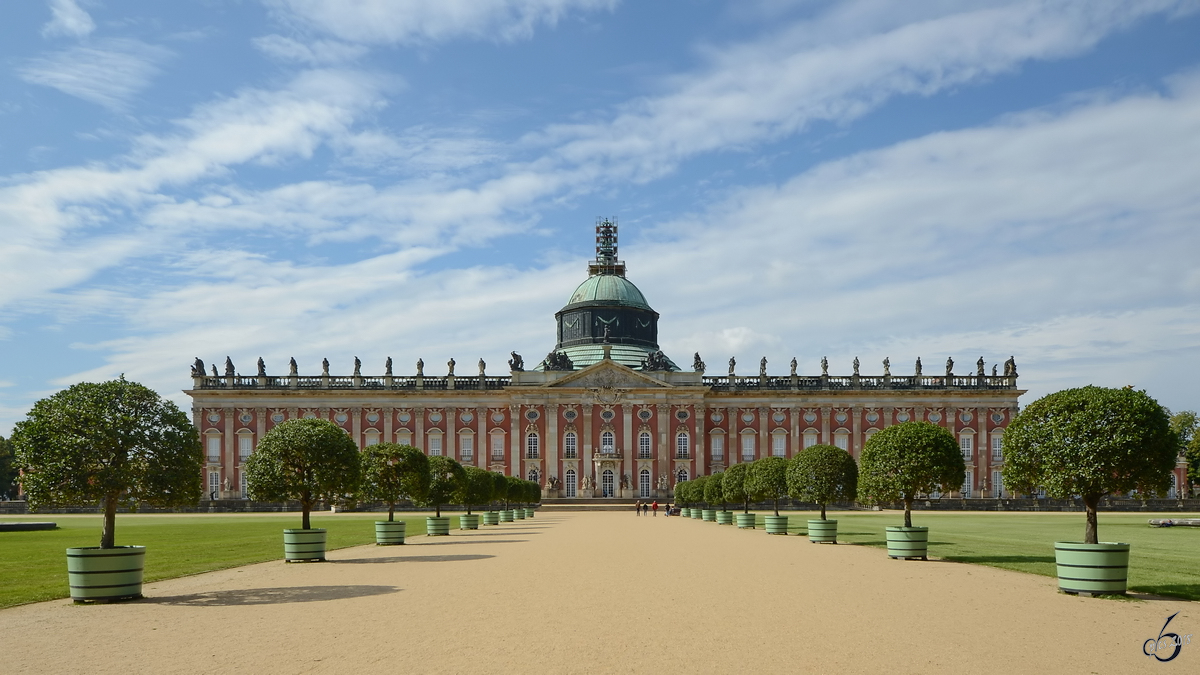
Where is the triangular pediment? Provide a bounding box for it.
[544,360,672,389]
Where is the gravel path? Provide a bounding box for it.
[1,511,1194,673]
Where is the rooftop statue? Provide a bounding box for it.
[385,357,392,376]
[759,357,767,378]
[257,357,266,377]
[191,357,205,378]
[641,350,671,371]
[224,357,235,377]
[354,357,361,377]
[790,357,797,377]
[478,358,486,376]
[322,358,330,376]
[447,357,455,376]
[992,364,998,376]
[289,357,298,376]
[853,357,860,376]
[542,350,574,371]
[693,352,705,374]
[416,358,424,376]
[1004,356,1018,377]
[883,357,890,376]
[508,351,524,372]
[976,357,985,376]
[821,356,828,376]
[915,357,922,377]
[210,364,218,377]
[945,357,954,377]
[728,356,736,376]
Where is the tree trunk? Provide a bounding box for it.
[743,499,749,514]
[1084,494,1099,544]
[387,502,395,522]
[773,496,780,517]
[436,503,441,518]
[820,503,827,521]
[903,497,913,528]
[467,504,473,516]
[302,502,311,530]
[100,492,119,549]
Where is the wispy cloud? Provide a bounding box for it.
[18,38,171,110]
[252,34,368,65]
[41,0,95,39]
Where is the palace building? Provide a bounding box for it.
[186,219,1032,502]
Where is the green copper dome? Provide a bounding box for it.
[566,274,651,309]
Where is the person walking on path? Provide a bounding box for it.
[635,500,642,516]
[652,500,658,517]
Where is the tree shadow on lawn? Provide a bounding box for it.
[410,539,527,545]
[940,554,1056,564]
[1129,584,1200,602]
[336,554,493,564]
[147,585,399,606]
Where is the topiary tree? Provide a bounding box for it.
[723,462,751,513]
[246,418,361,530]
[0,435,18,501]
[1003,386,1176,544]
[704,472,728,511]
[419,456,466,518]
[673,480,689,507]
[454,465,495,516]
[527,480,542,505]
[360,443,430,522]
[490,471,509,510]
[859,421,963,528]
[745,457,789,516]
[787,444,858,520]
[691,475,710,508]
[506,474,525,509]
[13,377,203,548]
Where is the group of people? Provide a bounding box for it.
[633,500,660,516]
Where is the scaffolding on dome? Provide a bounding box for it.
[588,217,626,277]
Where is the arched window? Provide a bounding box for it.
[563,431,578,459]
[527,468,540,483]
[710,433,724,460]
[363,429,381,447]
[459,433,474,462]
[564,469,577,497]
[601,469,615,497]
[741,433,755,461]
[601,430,615,453]
[638,432,652,458]
[639,469,651,498]
[675,468,689,484]
[771,431,786,457]
[675,432,690,459]
[490,431,505,461]
[525,433,539,459]
[428,432,443,456]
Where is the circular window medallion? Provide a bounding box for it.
[398,412,411,423]
[335,413,348,423]
[710,412,723,423]
[600,410,615,421]
[835,412,847,424]
[428,412,442,423]
[525,410,540,421]
[897,412,910,422]
[239,413,253,424]
[563,410,578,422]
[675,410,690,421]
[991,413,1004,424]
[460,412,473,423]
[866,412,879,423]
[741,413,754,423]
[271,413,284,423]
[638,409,652,421]
[927,412,942,422]
[804,412,816,424]
[961,412,973,423]
[772,412,785,423]
[366,412,379,423]
[491,412,505,423]
[303,411,317,419]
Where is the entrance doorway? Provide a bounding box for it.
[639,469,651,498]
[601,469,614,497]
[565,469,576,498]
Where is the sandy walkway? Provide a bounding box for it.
[1,512,1194,674]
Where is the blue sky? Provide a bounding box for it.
[2,0,1200,434]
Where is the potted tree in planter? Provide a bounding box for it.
[245,418,361,561]
[454,466,494,530]
[524,480,540,518]
[419,456,465,535]
[859,421,963,560]
[672,480,690,517]
[505,474,526,520]
[1003,386,1175,595]
[360,443,430,544]
[723,463,755,528]
[488,471,509,524]
[13,378,203,602]
[704,472,732,524]
[692,475,712,520]
[787,444,857,543]
[746,457,790,534]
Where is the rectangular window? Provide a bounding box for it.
[991,436,1003,461]
[208,471,220,497]
[206,436,221,462]
[396,431,412,446]
[675,434,689,459]
[364,432,380,447]
[460,435,473,462]
[962,471,973,498]
[741,435,755,462]
[711,435,724,460]
[429,435,443,456]
[239,473,248,499]
[563,433,577,459]
[638,433,651,459]
[772,435,786,457]
[804,432,818,449]
[992,470,1003,498]
[834,435,848,451]
[491,434,505,461]
[960,436,973,460]
[237,436,252,461]
[526,434,539,459]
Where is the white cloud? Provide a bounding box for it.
[265,0,617,45]
[41,0,95,39]
[18,38,171,110]
[252,34,368,64]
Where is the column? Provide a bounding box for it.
[415,408,424,452]
[695,403,706,473]
[352,407,362,448]
[657,404,669,468]
[727,406,736,464]
[383,406,393,443]
[222,408,234,497]
[622,405,633,495]
[978,407,988,497]
[820,407,831,445]
[477,407,487,468]
[547,403,559,483]
[758,407,768,461]
[446,406,456,460]
[790,406,800,457]
[509,404,520,477]
[851,406,862,460]
[582,404,594,492]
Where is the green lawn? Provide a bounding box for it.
[0,512,451,609]
[730,510,1200,600]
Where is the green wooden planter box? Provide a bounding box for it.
[524,508,535,518]
[701,509,716,522]
[426,516,451,536]
[499,510,514,522]
[66,545,145,603]
[764,515,789,535]
[715,511,733,525]
[458,514,480,530]
[514,509,527,520]
[677,508,688,517]
[807,519,837,544]
[375,520,406,545]
[735,513,756,529]
[284,528,327,562]
[886,526,929,560]
[1054,542,1130,595]
[690,508,703,520]
[482,511,500,525]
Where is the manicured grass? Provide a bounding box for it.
[723,510,1200,600]
[0,512,453,609]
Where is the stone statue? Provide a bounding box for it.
[354,356,361,377]
[210,364,218,377]
[693,352,706,374]
[620,474,630,489]
[728,356,736,376]
[945,357,954,377]
[1004,356,1018,377]
[416,358,424,376]
[385,357,392,376]
[853,357,860,376]
[759,357,767,378]
[224,357,235,377]
[322,358,330,376]
[542,351,574,371]
[222,478,231,492]
[657,474,668,490]
[641,350,671,371]
[821,356,828,376]
[508,351,524,371]
[992,364,998,376]
[257,357,266,377]
[289,357,298,376]
[790,357,797,377]
[191,358,205,378]
[478,358,486,376]
[976,356,985,376]
[883,357,890,376]
[547,476,560,490]
[915,357,922,377]
[447,358,455,376]
[602,326,612,343]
